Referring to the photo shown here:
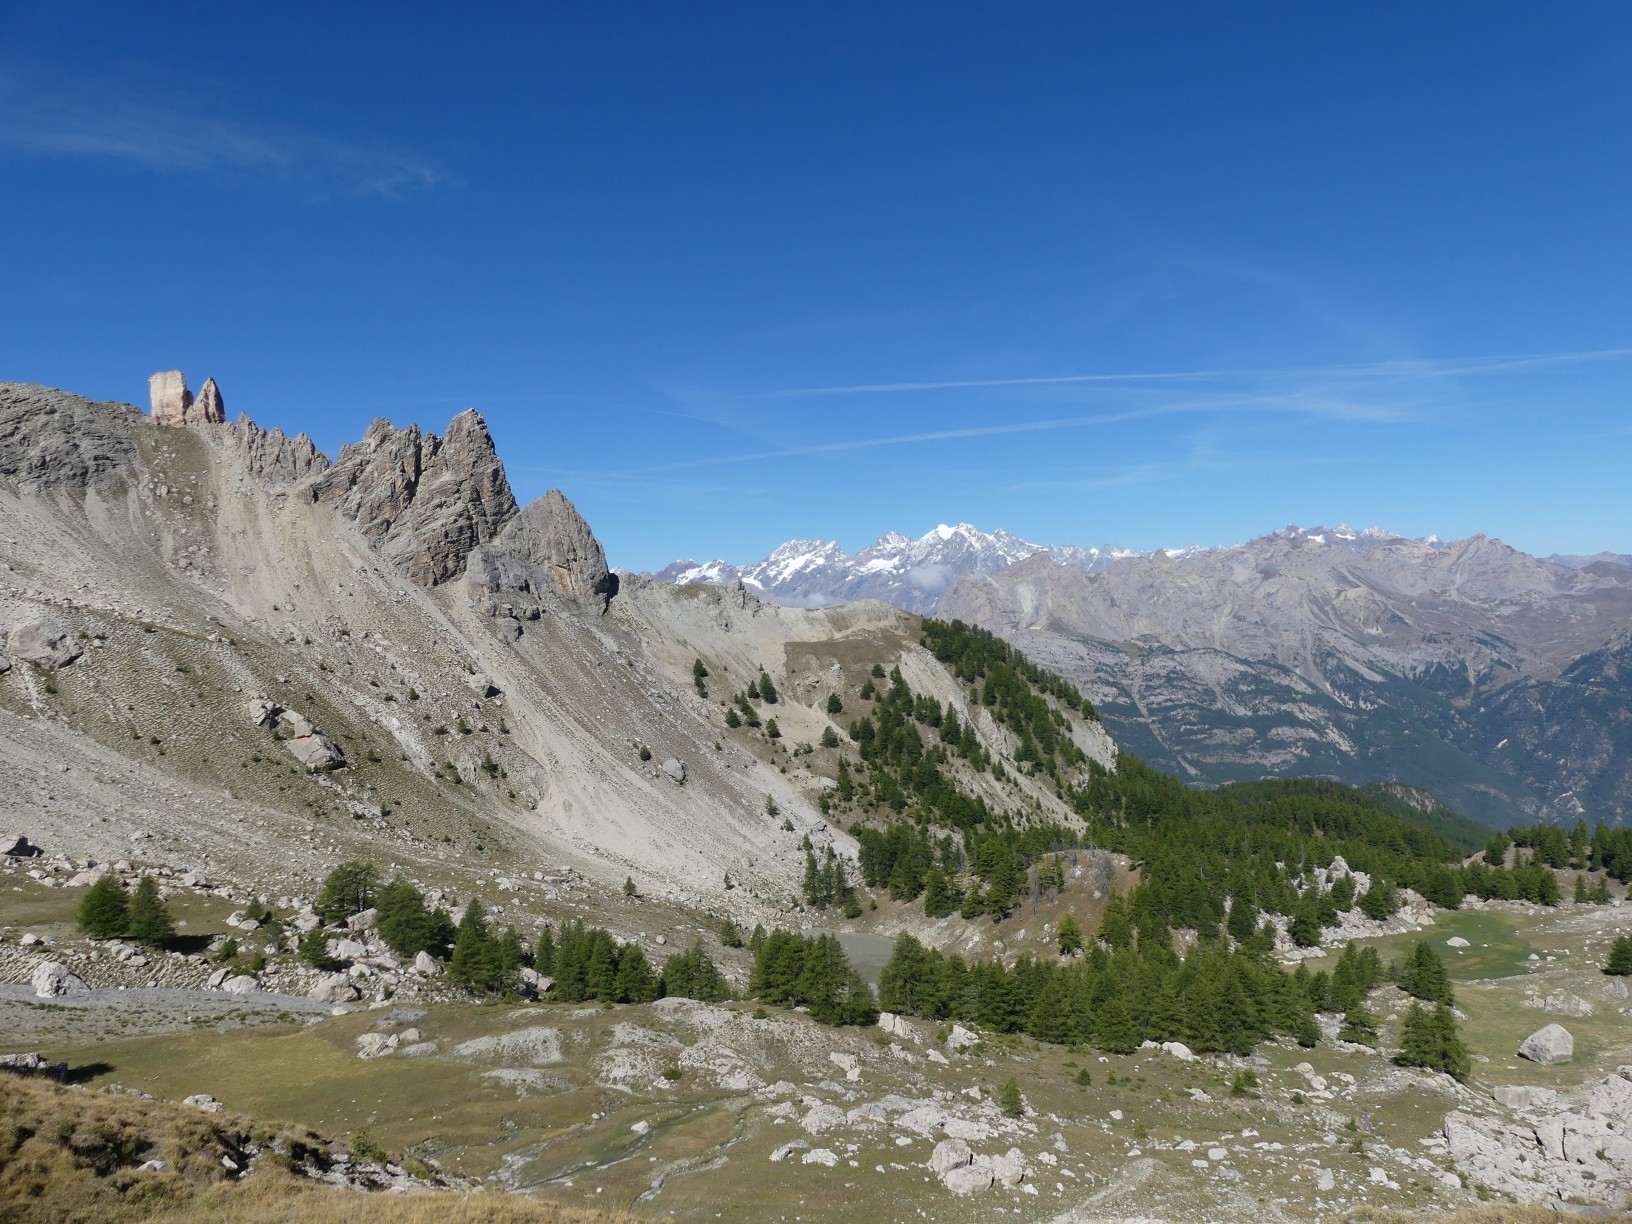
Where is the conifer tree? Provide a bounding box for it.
[77,875,129,940]
[314,860,380,924]
[1605,935,1632,976]
[1095,995,1138,1054]
[126,876,175,949]
[614,944,660,1003]
[1339,1001,1379,1044]
[1397,940,1454,1004]
[448,898,495,993]
[1057,914,1084,956]
[1097,893,1133,949]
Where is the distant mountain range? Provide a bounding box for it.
[654,522,1219,614]
[652,522,1632,827]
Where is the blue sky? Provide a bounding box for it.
[3,3,1629,568]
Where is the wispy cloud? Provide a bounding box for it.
[776,346,1632,398]
[0,71,439,198]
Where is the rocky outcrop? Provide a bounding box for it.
[148,371,224,427]
[466,489,617,615]
[0,383,140,491]
[227,415,330,484]
[311,409,517,587]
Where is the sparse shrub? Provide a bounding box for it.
[350,1127,388,1165]
[1229,1070,1260,1099]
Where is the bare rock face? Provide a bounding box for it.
[312,409,517,587]
[194,377,226,423]
[467,489,617,615]
[148,370,193,423]
[148,371,226,427]
[226,416,330,483]
[0,383,140,491]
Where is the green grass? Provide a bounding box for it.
[1356,909,1540,982]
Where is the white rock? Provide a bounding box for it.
[31,961,89,998]
[929,1139,974,1176]
[661,758,686,783]
[220,975,258,995]
[1160,1040,1196,1061]
[631,1120,651,1136]
[802,1148,838,1167]
[801,1103,845,1135]
[944,1163,995,1194]
[309,973,360,1004]
[1446,936,1471,948]
[946,1024,978,1052]
[183,1094,223,1113]
[355,1032,398,1060]
[1518,1023,1574,1065]
[413,950,442,976]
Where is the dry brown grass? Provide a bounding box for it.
[0,1074,629,1224]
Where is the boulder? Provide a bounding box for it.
[929,1139,973,1176]
[31,961,89,998]
[661,758,686,783]
[465,673,499,698]
[1160,1041,1196,1062]
[878,1011,921,1043]
[309,973,360,1004]
[800,1103,845,1135]
[286,732,345,771]
[329,938,367,962]
[345,908,378,932]
[801,1148,838,1167]
[943,1163,995,1195]
[183,1093,224,1113]
[6,619,82,668]
[0,1052,67,1081]
[0,653,11,674]
[1518,1023,1573,1065]
[355,1032,398,1060]
[413,950,442,976]
[983,1147,1027,1187]
[220,975,258,995]
[1446,936,1471,948]
[247,699,281,728]
[946,1024,979,1052]
[1492,1084,1556,1111]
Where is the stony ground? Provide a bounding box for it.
[7,857,1631,1223]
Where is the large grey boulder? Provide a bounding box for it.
[286,732,344,770]
[31,960,89,998]
[943,1163,995,1195]
[1518,1023,1574,1065]
[929,1138,973,1176]
[309,973,360,1004]
[661,758,686,783]
[7,619,82,668]
[413,950,442,976]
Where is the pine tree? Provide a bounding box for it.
[1339,1001,1379,1044]
[826,693,843,715]
[1097,894,1133,949]
[1095,994,1138,1054]
[923,866,961,918]
[1398,941,1454,1004]
[535,926,557,975]
[448,898,496,994]
[1574,874,1590,904]
[1358,879,1400,920]
[314,860,381,924]
[77,875,129,940]
[758,672,778,703]
[1605,935,1632,976]
[614,944,660,1003]
[126,876,175,949]
[1057,914,1084,956]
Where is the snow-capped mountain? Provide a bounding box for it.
[653,522,1137,613]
